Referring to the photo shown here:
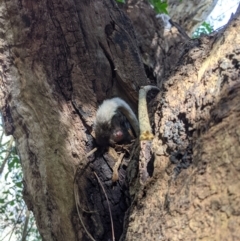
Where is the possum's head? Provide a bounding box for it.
[94,97,138,146]
[94,111,134,146]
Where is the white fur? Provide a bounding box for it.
[95,97,139,135]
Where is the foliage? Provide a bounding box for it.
[192,21,214,38]
[0,125,41,241]
[116,0,168,14]
[149,0,168,14]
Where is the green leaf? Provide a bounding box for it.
[202,21,213,33]
[4,171,10,180]
[149,0,168,14]
[116,0,125,3]
[192,21,214,38]
[15,181,23,188]
[3,190,10,195]
[8,160,15,169]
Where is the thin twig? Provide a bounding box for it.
[93,171,115,241]
[0,130,4,144]
[74,182,96,241]
[86,147,98,158]
[112,152,125,182]
[7,205,25,241]
[21,209,30,241]
[169,19,191,40]
[73,148,98,241]
[0,136,14,175]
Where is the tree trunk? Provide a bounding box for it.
[120,5,240,241]
[0,0,239,241]
[167,0,218,35]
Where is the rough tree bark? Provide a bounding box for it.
[167,0,218,35]
[0,1,147,240]
[0,1,239,241]
[119,0,219,87]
